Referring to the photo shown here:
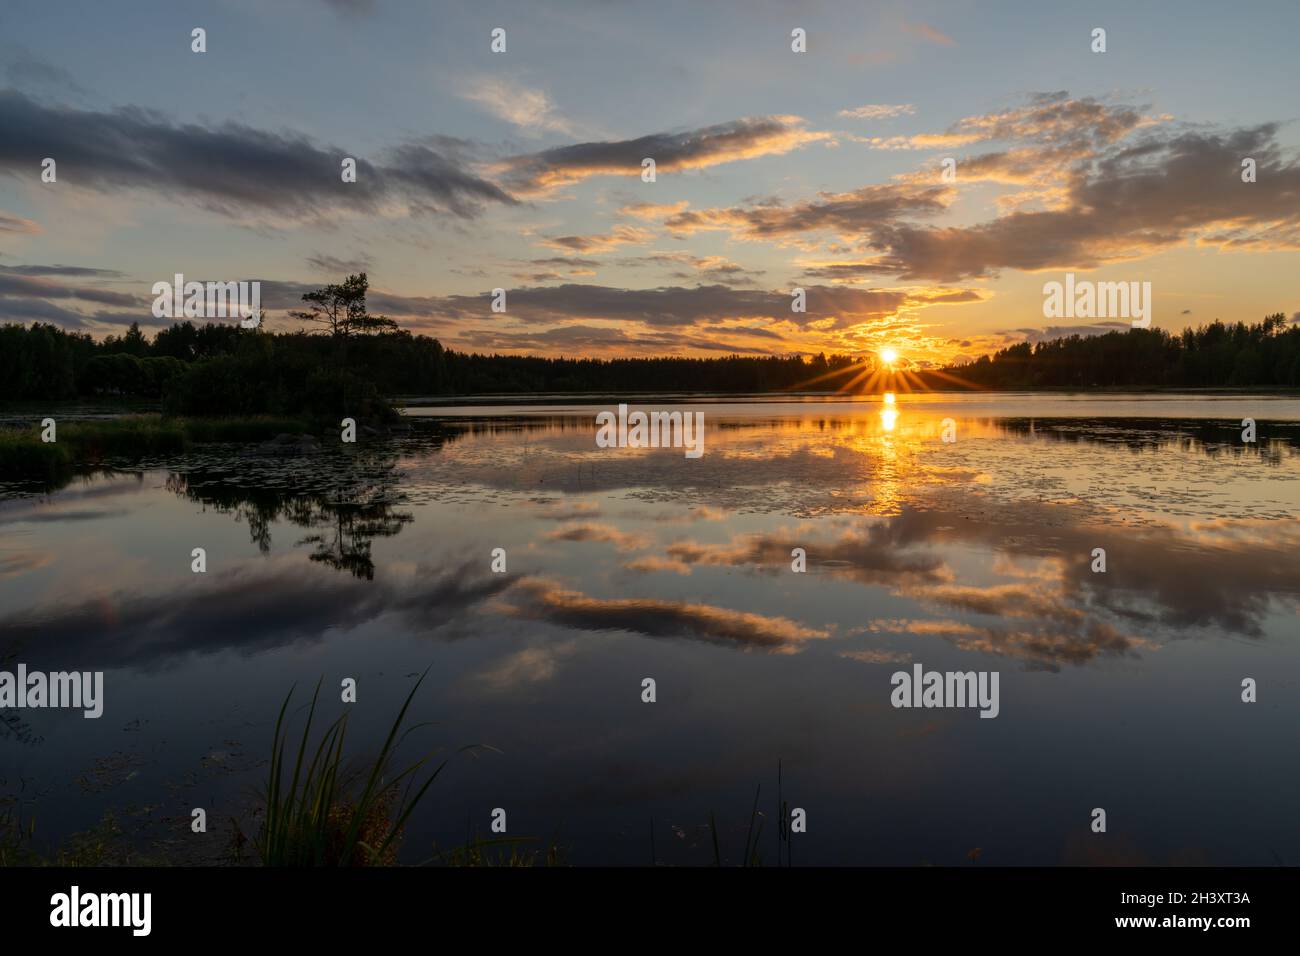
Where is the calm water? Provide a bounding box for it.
[2,392,1299,865]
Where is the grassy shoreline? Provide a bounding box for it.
[0,414,318,479]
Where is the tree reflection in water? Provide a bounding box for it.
[164,446,414,581]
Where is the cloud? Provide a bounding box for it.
[495,115,830,194]
[665,523,949,589]
[396,282,971,332]
[0,271,138,306]
[0,556,513,670]
[1002,322,1129,344]
[460,77,575,135]
[918,619,1138,669]
[1,47,87,96]
[646,499,1300,670]
[244,276,983,356]
[0,551,55,579]
[538,225,652,254]
[668,95,1299,284]
[902,21,955,46]
[623,555,694,575]
[0,263,122,278]
[0,295,104,327]
[863,93,1148,151]
[0,211,40,234]
[621,252,763,285]
[925,144,1086,191]
[864,124,1300,280]
[475,641,579,690]
[523,256,600,271]
[841,648,913,664]
[0,89,515,222]
[619,200,690,220]
[839,104,915,120]
[306,253,374,275]
[441,323,782,355]
[663,181,951,240]
[503,576,830,653]
[319,0,378,16]
[510,253,601,281]
[545,522,650,552]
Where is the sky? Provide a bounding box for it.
[0,0,1298,366]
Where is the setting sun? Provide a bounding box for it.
[879,348,899,366]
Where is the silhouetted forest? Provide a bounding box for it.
[933,313,1299,389]
[2,302,1297,407]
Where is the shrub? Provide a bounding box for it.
[163,350,396,423]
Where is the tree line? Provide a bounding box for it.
[922,314,1300,390]
[0,320,855,401]
[0,272,1295,405]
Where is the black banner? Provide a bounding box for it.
[1,866,1280,941]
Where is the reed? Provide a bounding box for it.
[256,672,485,867]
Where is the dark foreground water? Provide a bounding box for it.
[2,393,1299,865]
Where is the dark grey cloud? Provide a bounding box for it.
[0,265,142,327]
[0,271,138,306]
[0,557,511,672]
[26,272,979,341]
[527,256,600,270]
[363,282,962,331]
[0,89,515,220]
[511,271,567,283]
[0,295,101,327]
[999,322,1130,344]
[853,123,1300,281]
[306,253,374,275]
[0,263,125,278]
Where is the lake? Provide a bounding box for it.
[2,392,1299,865]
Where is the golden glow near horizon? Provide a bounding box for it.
[883,392,896,404]
[879,348,899,366]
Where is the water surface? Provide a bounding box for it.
[2,393,1298,865]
